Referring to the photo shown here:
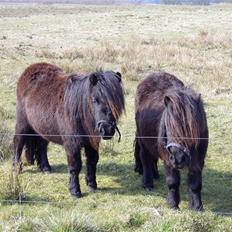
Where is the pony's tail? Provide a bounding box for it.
[24,136,40,166]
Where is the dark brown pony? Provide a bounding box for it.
[134,72,208,210]
[13,62,124,198]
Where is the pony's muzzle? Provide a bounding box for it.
[169,155,186,169]
[97,121,115,140]
[169,154,187,169]
[166,143,191,169]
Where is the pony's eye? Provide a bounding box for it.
[93,97,100,104]
[101,108,107,115]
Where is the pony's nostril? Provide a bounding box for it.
[181,155,185,163]
[97,122,102,129]
[100,127,105,135]
[169,155,175,162]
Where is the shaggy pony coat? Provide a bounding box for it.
[13,62,124,197]
[134,72,208,210]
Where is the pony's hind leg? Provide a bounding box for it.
[134,138,159,180]
[24,136,36,165]
[165,165,180,209]
[188,170,203,211]
[13,133,25,172]
[13,121,29,171]
[36,137,51,173]
[85,145,99,192]
[134,138,143,175]
[24,135,51,173]
[139,143,154,191]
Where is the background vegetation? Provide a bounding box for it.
[0,3,232,231]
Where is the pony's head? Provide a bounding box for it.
[65,70,124,142]
[159,88,203,169]
[89,71,124,140]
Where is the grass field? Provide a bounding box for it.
[0,3,232,231]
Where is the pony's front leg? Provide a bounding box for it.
[188,170,203,211]
[165,165,180,209]
[65,144,82,198]
[85,145,99,192]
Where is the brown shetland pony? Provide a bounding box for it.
[134,72,208,210]
[13,62,124,198]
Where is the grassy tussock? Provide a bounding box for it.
[0,108,12,161]
[1,207,232,232]
[0,168,27,201]
[26,211,99,232]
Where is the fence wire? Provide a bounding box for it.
[0,131,214,140]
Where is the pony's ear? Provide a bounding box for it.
[68,74,77,83]
[116,72,122,82]
[197,94,202,104]
[164,96,171,107]
[89,73,98,86]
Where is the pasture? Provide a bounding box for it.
[0,3,232,231]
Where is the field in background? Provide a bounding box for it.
[0,3,232,231]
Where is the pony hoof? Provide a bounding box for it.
[43,170,51,174]
[171,206,180,210]
[41,166,51,174]
[89,186,97,192]
[134,167,143,175]
[144,187,153,192]
[72,192,82,198]
[154,174,160,180]
[194,205,204,211]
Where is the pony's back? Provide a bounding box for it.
[135,72,184,111]
[17,62,65,99]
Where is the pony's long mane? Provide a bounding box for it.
[64,71,124,147]
[160,87,204,148]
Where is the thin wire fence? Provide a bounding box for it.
[0,131,216,140]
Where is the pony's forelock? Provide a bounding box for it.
[94,71,125,120]
[161,88,201,148]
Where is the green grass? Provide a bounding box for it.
[0,3,232,231]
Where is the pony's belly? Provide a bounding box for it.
[25,104,63,145]
[41,135,63,145]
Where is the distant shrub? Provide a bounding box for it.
[161,0,210,4]
[181,0,210,4]
[161,0,181,4]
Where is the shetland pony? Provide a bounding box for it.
[134,72,208,210]
[13,63,124,198]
